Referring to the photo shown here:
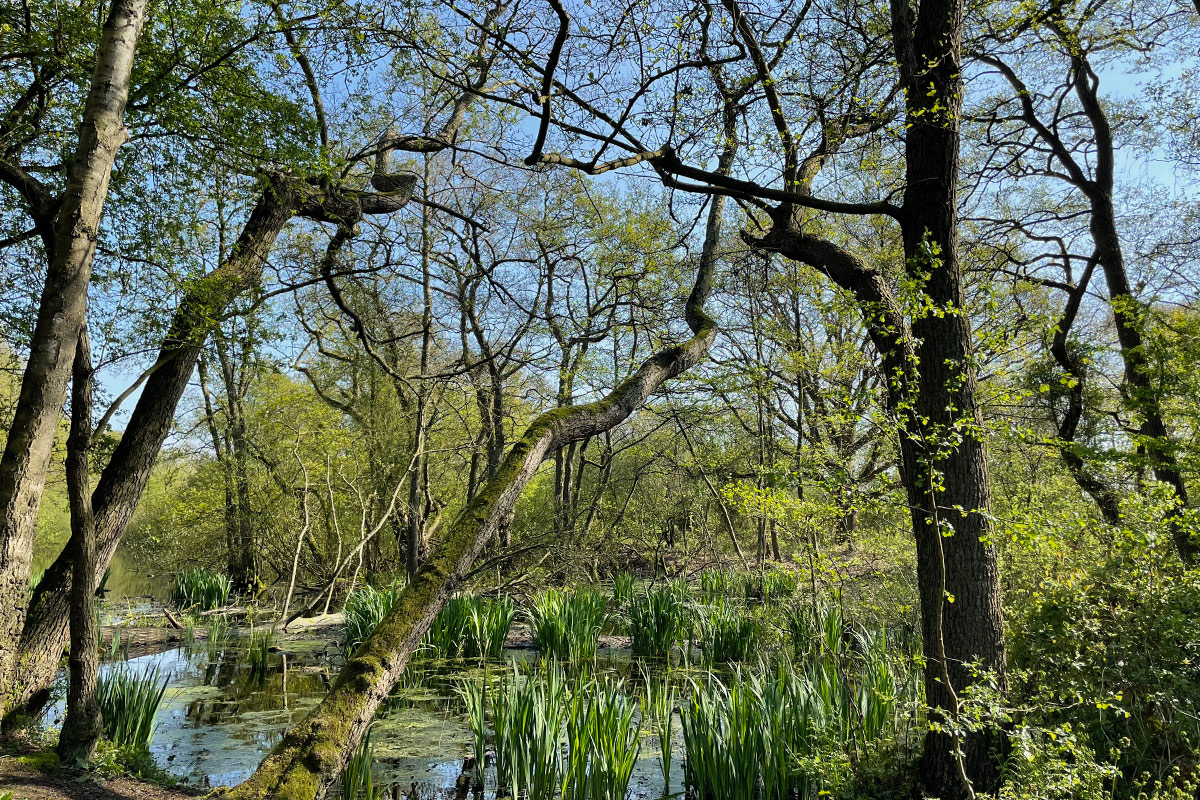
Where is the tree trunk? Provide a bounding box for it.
[3,179,301,720]
[893,0,1006,792]
[0,0,147,720]
[57,328,102,763]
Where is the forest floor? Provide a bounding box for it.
[0,757,201,800]
[0,749,200,800]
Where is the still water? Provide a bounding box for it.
[59,621,687,798]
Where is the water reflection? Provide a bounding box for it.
[61,628,687,798]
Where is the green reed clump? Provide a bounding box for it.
[422,595,515,659]
[612,572,635,607]
[96,663,170,751]
[699,569,739,600]
[628,585,689,659]
[696,604,761,665]
[246,629,275,680]
[344,583,403,655]
[458,677,488,788]
[172,567,232,611]
[492,662,568,800]
[422,595,472,656]
[562,677,642,800]
[681,611,904,800]
[341,724,378,800]
[206,614,232,656]
[644,672,677,788]
[528,588,608,662]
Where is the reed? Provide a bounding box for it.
[171,567,231,611]
[528,588,608,662]
[246,628,275,681]
[681,615,903,799]
[340,724,378,800]
[423,595,516,659]
[562,677,641,800]
[491,662,568,800]
[344,583,403,655]
[611,571,635,607]
[695,604,761,665]
[699,569,744,602]
[206,614,232,656]
[643,672,676,788]
[458,677,488,788]
[628,586,688,659]
[95,663,170,751]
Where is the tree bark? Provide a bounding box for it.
[0,0,147,720]
[56,328,102,763]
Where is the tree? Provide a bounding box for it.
[476,0,1006,792]
[0,0,147,722]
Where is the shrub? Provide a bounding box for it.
[1007,528,1200,795]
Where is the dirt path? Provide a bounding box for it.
[0,756,201,800]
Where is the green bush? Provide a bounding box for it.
[1007,529,1200,795]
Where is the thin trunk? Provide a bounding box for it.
[57,328,101,763]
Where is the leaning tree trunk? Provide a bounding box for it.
[56,328,103,763]
[0,0,147,720]
[224,200,723,800]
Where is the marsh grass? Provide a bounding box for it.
[628,586,689,659]
[612,572,635,607]
[344,583,402,655]
[171,567,231,611]
[695,604,761,665]
[681,605,904,800]
[246,629,275,681]
[643,672,677,787]
[491,662,568,800]
[426,595,516,659]
[96,663,169,751]
[699,569,740,601]
[458,676,487,788]
[206,614,232,657]
[528,588,608,662]
[341,724,378,800]
[562,677,641,800]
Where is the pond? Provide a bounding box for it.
[54,617,689,799]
